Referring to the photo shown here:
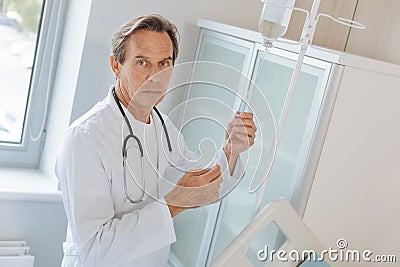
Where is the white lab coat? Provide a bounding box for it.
[56,87,243,267]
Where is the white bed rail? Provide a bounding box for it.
[210,198,326,267]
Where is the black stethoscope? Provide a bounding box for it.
[112,87,172,203]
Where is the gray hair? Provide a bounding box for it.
[112,14,179,65]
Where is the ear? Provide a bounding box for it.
[110,54,120,78]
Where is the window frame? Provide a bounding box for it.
[0,0,68,168]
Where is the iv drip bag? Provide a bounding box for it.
[259,0,295,47]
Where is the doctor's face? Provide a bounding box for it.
[112,30,173,109]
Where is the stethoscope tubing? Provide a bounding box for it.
[112,87,172,203]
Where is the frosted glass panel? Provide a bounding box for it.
[208,48,331,264]
[170,32,254,267]
[181,63,242,165]
[254,51,327,206]
[180,34,252,165]
[170,204,219,267]
[199,36,247,71]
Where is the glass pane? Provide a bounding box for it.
[207,49,330,264]
[199,36,247,72]
[170,204,218,267]
[0,0,44,143]
[180,35,252,164]
[254,51,327,207]
[170,34,253,267]
[181,62,244,166]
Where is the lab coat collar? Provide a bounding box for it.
[106,85,158,127]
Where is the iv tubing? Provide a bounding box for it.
[252,0,323,217]
[253,47,307,217]
[246,46,278,195]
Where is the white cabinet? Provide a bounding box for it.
[304,64,400,266]
[169,19,378,267]
[206,43,339,266]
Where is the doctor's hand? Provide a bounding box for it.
[224,112,257,172]
[165,165,222,217]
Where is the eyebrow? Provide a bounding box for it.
[134,56,173,62]
[134,56,149,60]
[161,56,173,62]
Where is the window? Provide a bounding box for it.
[0,0,66,168]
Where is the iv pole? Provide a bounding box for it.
[252,0,365,217]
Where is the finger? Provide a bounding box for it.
[230,118,256,128]
[239,132,256,141]
[230,137,254,147]
[227,117,255,130]
[211,164,220,172]
[226,121,246,135]
[225,124,232,134]
[230,130,256,140]
[203,165,221,183]
[187,168,210,176]
[196,164,221,185]
[230,126,256,135]
[230,126,257,136]
[209,174,222,184]
[236,111,253,119]
[231,132,255,144]
[231,126,256,138]
[240,118,257,129]
[200,166,221,185]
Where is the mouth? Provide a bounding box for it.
[141,90,163,95]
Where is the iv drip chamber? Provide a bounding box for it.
[259,0,295,48]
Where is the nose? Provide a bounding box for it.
[147,65,162,83]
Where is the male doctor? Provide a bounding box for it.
[56,14,256,267]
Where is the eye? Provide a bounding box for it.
[137,59,147,66]
[160,61,171,67]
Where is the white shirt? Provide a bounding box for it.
[56,87,243,267]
